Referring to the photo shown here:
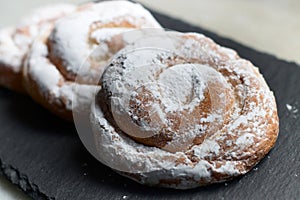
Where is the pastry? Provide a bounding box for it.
[91,31,279,189]
[23,1,162,120]
[0,4,76,92]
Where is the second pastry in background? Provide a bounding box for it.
[22,0,162,120]
[0,3,76,92]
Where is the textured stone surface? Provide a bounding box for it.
[0,11,299,200]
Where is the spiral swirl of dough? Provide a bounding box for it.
[91,31,279,189]
[23,1,162,119]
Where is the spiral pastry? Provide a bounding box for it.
[22,1,162,120]
[0,4,76,92]
[91,32,279,189]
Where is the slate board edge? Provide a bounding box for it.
[0,8,299,200]
[0,158,50,200]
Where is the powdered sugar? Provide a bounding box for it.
[91,28,133,44]
[24,1,162,119]
[48,1,162,81]
[192,140,221,158]
[102,37,236,152]
[236,133,255,147]
[0,3,76,91]
[286,103,298,114]
[26,34,61,93]
[0,27,24,72]
[91,31,279,188]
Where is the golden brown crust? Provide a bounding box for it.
[0,4,76,93]
[0,63,25,93]
[91,31,279,189]
[22,1,162,120]
[23,72,73,120]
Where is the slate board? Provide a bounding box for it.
[0,9,299,200]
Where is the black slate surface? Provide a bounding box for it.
[0,10,300,200]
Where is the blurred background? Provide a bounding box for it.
[0,0,299,199]
[0,0,299,64]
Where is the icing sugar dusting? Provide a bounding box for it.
[0,28,24,72]
[286,103,298,114]
[193,140,221,158]
[104,45,233,152]
[27,39,61,95]
[91,31,279,189]
[0,3,76,89]
[8,4,75,52]
[236,133,255,147]
[24,1,162,119]
[157,64,207,112]
[48,0,162,81]
[286,104,292,111]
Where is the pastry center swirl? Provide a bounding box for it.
[108,62,235,153]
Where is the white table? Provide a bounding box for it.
[0,0,298,199]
